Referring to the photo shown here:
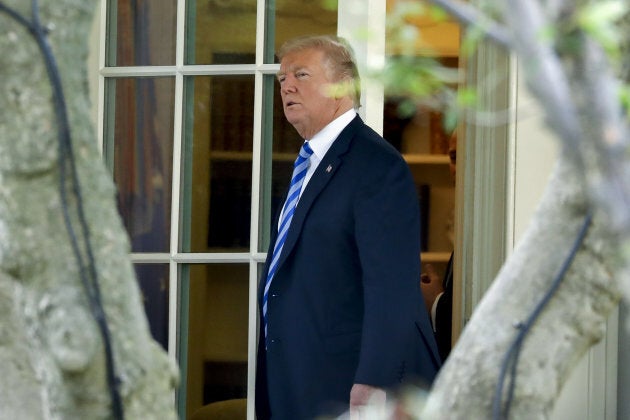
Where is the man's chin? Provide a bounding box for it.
[284,113,301,127]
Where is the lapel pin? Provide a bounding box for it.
[326,164,332,173]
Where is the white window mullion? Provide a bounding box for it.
[167,74,183,361]
[246,2,270,418]
[168,0,188,363]
[249,69,263,258]
[130,253,171,263]
[96,0,108,154]
[100,66,178,77]
[172,253,251,263]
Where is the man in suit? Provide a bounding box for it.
[256,35,441,420]
[421,131,457,362]
[421,255,453,362]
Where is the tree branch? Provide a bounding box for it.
[504,0,586,166]
[429,0,512,48]
[571,32,630,234]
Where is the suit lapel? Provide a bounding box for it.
[274,116,362,272]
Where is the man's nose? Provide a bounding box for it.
[281,77,297,93]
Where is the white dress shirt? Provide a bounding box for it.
[301,108,356,195]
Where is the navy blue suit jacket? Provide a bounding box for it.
[256,116,441,419]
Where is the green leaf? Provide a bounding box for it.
[578,1,627,56]
[619,84,630,117]
[443,108,459,132]
[461,25,484,57]
[398,100,418,118]
[457,88,478,107]
[580,0,627,23]
[428,5,449,22]
[321,0,338,11]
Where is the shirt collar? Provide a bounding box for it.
[307,109,356,160]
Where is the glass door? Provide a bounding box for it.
[100,0,338,418]
[100,0,465,418]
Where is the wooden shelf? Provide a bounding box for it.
[403,154,449,165]
[210,150,295,162]
[421,251,452,263]
[210,151,251,161]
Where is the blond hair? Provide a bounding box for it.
[277,35,361,109]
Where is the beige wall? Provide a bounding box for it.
[511,69,618,420]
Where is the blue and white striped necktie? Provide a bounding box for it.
[262,141,314,340]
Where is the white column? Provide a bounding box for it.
[337,0,386,134]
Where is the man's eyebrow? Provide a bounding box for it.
[277,65,308,79]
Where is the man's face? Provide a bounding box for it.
[277,48,341,139]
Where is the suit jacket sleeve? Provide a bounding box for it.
[352,151,429,386]
[435,255,454,361]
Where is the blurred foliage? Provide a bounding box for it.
[620,85,630,118]
[322,0,338,12]
[378,0,630,131]
[460,24,485,57]
[381,0,469,131]
[320,0,629,128]
[577,1,627,60]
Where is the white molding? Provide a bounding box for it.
[458,41,512,327]
[338,0,385,133]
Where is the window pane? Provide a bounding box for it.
[185,0,257,65]
[106,0,177,66]
[104,77,174,252]
[182,264,249,418]
[135,263,170,350]
[181,75,255,253]
[258,75,301,252]
[265,0,338,63]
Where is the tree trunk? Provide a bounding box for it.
[0,1,178,418]
[422,158,621,418]
[415,0,628,417]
